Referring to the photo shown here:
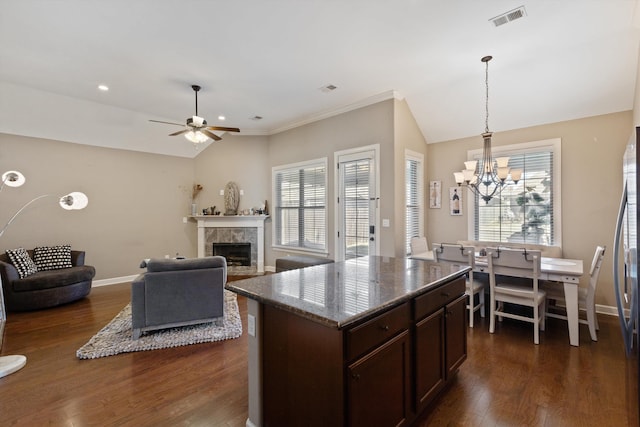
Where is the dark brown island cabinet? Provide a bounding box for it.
[226,256,469,427]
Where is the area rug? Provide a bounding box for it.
[77,290,242,359]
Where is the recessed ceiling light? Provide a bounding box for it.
[97,84,109,92]
[218,115,226,121]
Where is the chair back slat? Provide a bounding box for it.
[590,245,606,277]
[588,245,606,294]
[410,237,429,255]
[433,243,475,266]
[487,247,541,280]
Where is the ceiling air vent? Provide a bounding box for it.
[249,115,263,121]
[319,84,338,93]
[489,6,526,27]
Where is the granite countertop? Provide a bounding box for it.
[225,255,470,329]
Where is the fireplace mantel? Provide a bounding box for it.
[192,215,269,273]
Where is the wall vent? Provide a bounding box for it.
[489,6,526,27]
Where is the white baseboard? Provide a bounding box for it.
[92,274,138,287]
[596,303,625,317]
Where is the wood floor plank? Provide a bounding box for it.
[1,281,638,426]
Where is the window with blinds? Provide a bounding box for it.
[405,151,424,254]
[272,158,327,253]
[472,140,560,246]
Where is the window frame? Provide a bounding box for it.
[272,157,328,255]
[405,149,424,255]
[466,138,562,247]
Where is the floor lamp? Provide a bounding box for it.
[0,170,89,378]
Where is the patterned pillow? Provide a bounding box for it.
[6,247,38,278]
[33,245,73,271]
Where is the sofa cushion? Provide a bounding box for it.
[12,266,96,292]
[6,248,38,278]
[33,245,73,271]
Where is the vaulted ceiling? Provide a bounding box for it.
[1,1,638,158]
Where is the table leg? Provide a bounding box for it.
[564,281,579,346]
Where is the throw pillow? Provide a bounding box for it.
[33,245,73,271]
[6,247,38,278]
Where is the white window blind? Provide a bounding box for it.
[273,159,327,252]
[343,159,371,260]
[472,140,560,246]
[405,151,424,254]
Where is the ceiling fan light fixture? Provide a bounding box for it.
[185,130,209,144]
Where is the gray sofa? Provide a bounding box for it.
[0,250,94,311]
[131,256,227,339]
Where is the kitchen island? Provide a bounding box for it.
[226,255,470,427]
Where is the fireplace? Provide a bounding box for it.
[213,243,251,267]
[194,215,268,274]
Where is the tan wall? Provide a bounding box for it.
[193,134,270,216]
[0,133,196,280]
[427,111,633,308]
[394,98,428,256]
[266,100,395,264]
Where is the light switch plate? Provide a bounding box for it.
[382,219,390,227]
[248,314,256,337]
[219,189,224,195]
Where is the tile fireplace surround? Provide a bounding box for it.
[192,215,268,274]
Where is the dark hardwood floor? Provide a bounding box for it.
[1,281,638,426]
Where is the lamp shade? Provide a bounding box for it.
[1,171,25,188]
[59,192,89,210]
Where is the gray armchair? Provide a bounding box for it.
[131,256,227,340]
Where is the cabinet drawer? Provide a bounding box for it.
[414,277,465,320]
[347,303,410,362]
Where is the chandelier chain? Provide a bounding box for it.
[485,58,490,134]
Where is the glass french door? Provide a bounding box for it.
[336,148,378,261]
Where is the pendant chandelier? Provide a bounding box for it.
[454,56,521,204]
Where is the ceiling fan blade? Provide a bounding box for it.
[202,129,222,141]
[169,129,189,136]
[149,119,184,126]
[205,126,240,133]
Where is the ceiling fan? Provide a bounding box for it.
[149,85,240,143]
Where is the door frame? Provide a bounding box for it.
[334,144,380,262]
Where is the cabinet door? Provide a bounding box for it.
[445,294,468,377]
[347,330,410,427]
[414,308,445,410]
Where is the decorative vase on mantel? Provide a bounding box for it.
[191,202,197,216]
[224,181,240,215]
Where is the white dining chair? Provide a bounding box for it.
[487,247,546,344]
[410,236,433,260]
[434,243,485,328]
[542,245,606,341]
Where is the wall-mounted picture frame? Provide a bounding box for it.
[449,187,462,216]
[429,180,441,209]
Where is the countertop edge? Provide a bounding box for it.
[226,267,470,330]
